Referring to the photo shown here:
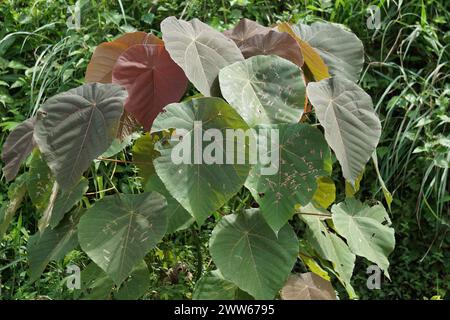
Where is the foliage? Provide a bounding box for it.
[0,0,448,300]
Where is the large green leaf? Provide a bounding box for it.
[151,97,251,224]
[245,123,330,232]
[28,209,81,281]
[219,55,306,127]
[1,117,35,181]
[292,22,364,82]
[161,16,244,96]
[193,270,252,300]
[33,83,127,191]
[144,174,194,234]
[301,214,356,297]
[331,198,395,277]
[209,209,298,300]
[306,76,381,185]
[78,192,167,285]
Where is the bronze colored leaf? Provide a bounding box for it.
[85,32,162,137]
[112,44,188,130]
[85,32,162,83]
[223,18,269,47]
[240,30,304,67]
[1,117,36,181]
[281,272,337,300]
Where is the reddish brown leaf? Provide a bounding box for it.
[112,44,188,130]
[240,30,304,67]
[281,273,337,300]
[224,19,303,67]
[223,18,269,47]
[85,32,163,83]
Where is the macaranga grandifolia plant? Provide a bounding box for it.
[0,16,394,300]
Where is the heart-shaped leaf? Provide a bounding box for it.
[78,192,168,285]
[281,273,337,300]
[85,32,162,83]
[307,76,381,185]
[292,22,364,82]
[219,55,306,127]
[245,123,330,232]
[85,33,161,138]
[151,97,251,224]
[34,83,127,191]
[331,199,395,277]
[223,18,269,47]
[1,117,36,181]
[209,209,298,300]
[112,44,188,130]
[161,16,244,96]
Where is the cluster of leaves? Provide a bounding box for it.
[0,13,397,300]
[0,0,447,301]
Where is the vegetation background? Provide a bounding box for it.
[0,0,448,299]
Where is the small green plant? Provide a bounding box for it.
[1,16,395,299]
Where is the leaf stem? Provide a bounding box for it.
[296,211,332,217]
[96,157,148,165]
